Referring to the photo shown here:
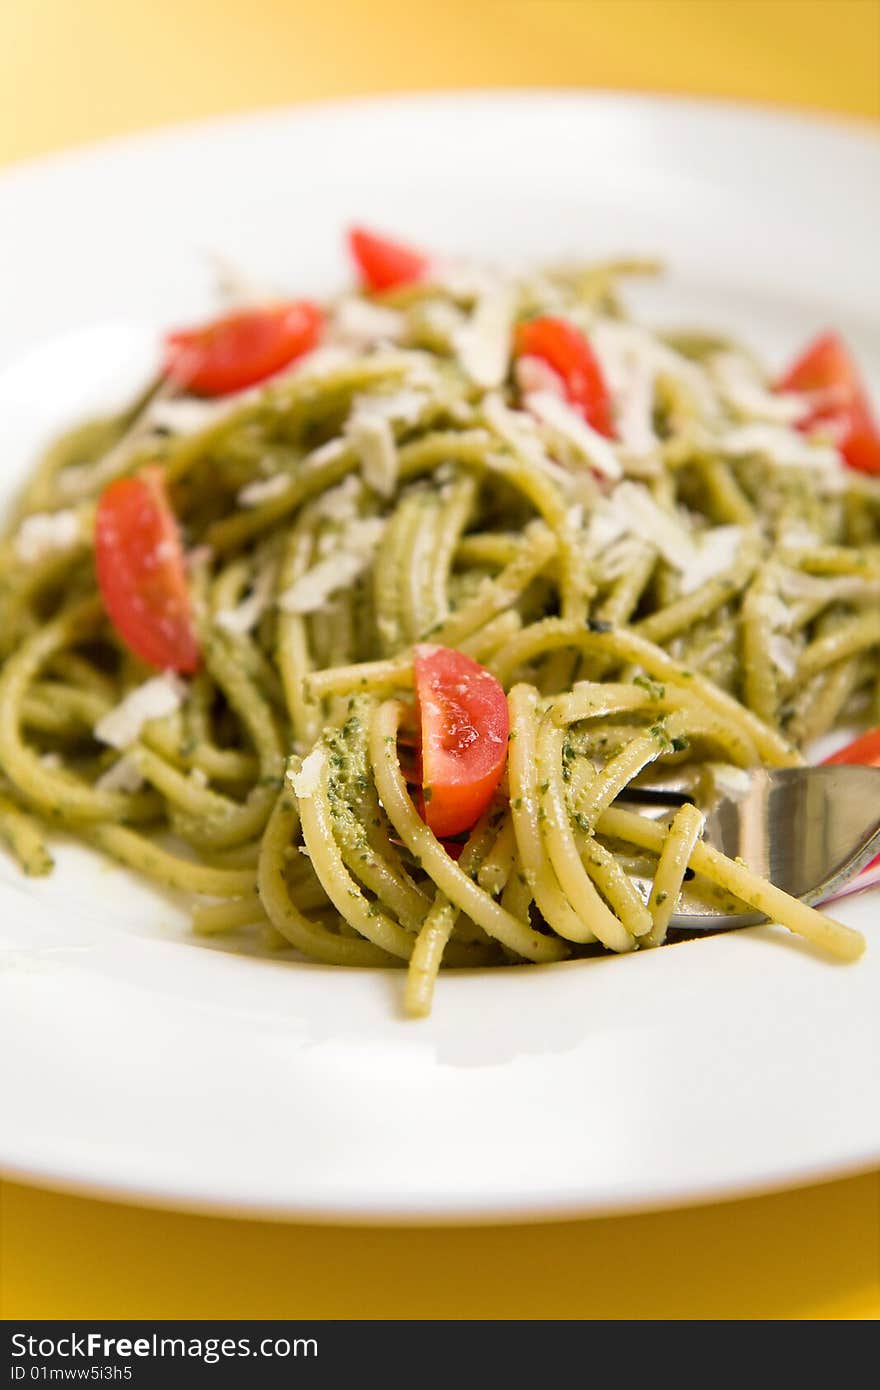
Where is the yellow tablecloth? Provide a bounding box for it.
[0,0,878,1322]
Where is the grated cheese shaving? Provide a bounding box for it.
[514,355,566,398]
[95,755,145,794]
[750,591,792,630]
[592,319,720,424]
[346,412,397,497]
[676,524,744,595]
[710,352,807,426]
[14,510,81,564]
[236,473,291,508]
[525,391,622,480]
[289,747,324,799]
[768,632,799,680]
[350,389,427,427]
[717,424,840,470]
[589,483,743,593]
[484,393,550,471]
[613,353,657,459]
[419,299,467,342]
[313,474,364,521]
[585,500,631,555]
[610,482,694,571]
[432,261,502,301]
[345,389,426,497]
[303,438,349,468]
[146,397,227,436]
[290,345,359,379]
[483,394,597,505]
[215,559,278,635]
[278,519,384,614]
[452,284,516,389]
[94,675,187,750]
[332,297,406,348]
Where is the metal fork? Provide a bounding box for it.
[618,764,880,930]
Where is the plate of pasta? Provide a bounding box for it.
[0,93,878,1220]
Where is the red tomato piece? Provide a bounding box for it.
[776,331,880,475]
[413,644,509,839]
[824,727,880,767]
[95,467,200,674]
[347,226,430,292]
[162,301,323,396]
[840,410,880,475]
[514,316,614,437]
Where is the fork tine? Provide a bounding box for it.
[664,764,880,931]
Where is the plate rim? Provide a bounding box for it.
[1,85,877,188]
[2,1142,878,1226]
[1,88,878,1222]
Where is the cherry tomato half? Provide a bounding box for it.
[162,301,323,396]
[514,316,614,437]
[94,467,200,674]
[413,644,509,839]
[824,727,880,767]
[347,226,430,293]
[776,331,880,475]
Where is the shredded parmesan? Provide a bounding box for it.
[592,319,720,424]
[718,424,840,470]
[350,389,427,427]
[419,299,467,341]
[514,355,566,399]
[332,298,405,348]
[710,352,807,426]
[94,675,187,750]
[95,755,145,794]
[289,747,324,799]
[452,284,516,389]
[525,391,622,481]
[610,482,694,571]
[677,524,744,595]
[751,591,792,630]
[147,397,227,436]
[589,483,743,593]
[236,473,291,508]
[291,345,359,379]
[483,394,597,504]
[484,393,551,470]
[14,510,81,564]
[215,559,278,635]
[345,389,425,497]
[313,474,364,522]
[613,354,657,459]
[277,519,384,614]
[778,518,820,550]
[600,535,653,581]
[768,632,799,679]
[432,260,501,300]
[585,500,631,555]
[304,438,349,468]
[346,412,397,497]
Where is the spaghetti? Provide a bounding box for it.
[1,236,876,1014]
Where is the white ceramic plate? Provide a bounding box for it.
[1,93,879,1222]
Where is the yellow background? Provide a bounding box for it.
[1,0,879,1321]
